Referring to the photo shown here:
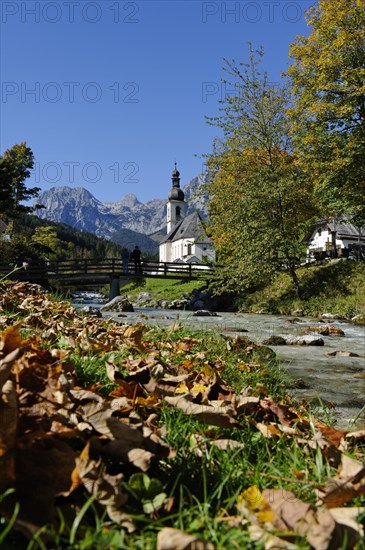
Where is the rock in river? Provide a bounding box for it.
[100,296,134,312]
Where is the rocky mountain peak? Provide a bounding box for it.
[34,173,210,242]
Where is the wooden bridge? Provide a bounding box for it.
[0,258,213,298]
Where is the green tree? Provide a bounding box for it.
[206,47,315,297]
[0,142,40,221]
[288,0,365,226]
[31,226,63,259]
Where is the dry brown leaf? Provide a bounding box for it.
[123,324,146,350]
[262,489,337,550]
[0,324,24,355]
[315,421,348,448]
[319,455,365,508]
[260,397,297,427]
[329,507,364,541]
[0,380,18,455]
[0,348,21,389]
[256,423,281,439]
[235,395,260,415]
[70,442,132,526]
[165,395,240,429]
[15,438,76,525]
[157,527,215,550]
[249,524,297,549]
[191,434,244,456]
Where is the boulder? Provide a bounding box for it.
[279,334,324,346]
[100,296,134,312]
[193,310,218,317]
[304,325,345,336]
[262,335,287,346]
[167,299,190,310]
[352,314,365,326]
[320,313,344,321]
[192,300,205,310]
[189,288,218,312]
[326,350,361,357]
[81,306,102,318]
[135,292,154,305]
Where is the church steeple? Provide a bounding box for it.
[168,163,184,201]
[166,163,186,233]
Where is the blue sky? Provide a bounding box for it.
[1,0,312,203]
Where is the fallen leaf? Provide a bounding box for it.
[157,527,215,550]
[319,455,365,507]
[256,423,281,439]
[165,395,240,429]
[0,324,24,355]
[0,380,18,456]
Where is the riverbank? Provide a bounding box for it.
[114,261,365,323]
[1,282,365,548]
[237,261,365,321]
[98,307,365,429]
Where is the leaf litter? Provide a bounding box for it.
[0,282,364,548]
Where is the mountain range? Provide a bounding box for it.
[34,173,210,255]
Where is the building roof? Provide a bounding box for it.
[160,212,212,244]
[310,219,365,242]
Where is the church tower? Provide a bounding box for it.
[166,163,187,233]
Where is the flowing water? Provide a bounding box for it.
[73,292,365,428]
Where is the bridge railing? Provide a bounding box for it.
[0,258,213,280]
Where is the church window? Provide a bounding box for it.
[187,243,192,255]
[176,206,181,219]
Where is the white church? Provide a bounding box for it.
[159,165,216,264]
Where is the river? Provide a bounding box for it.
[73,293,365,428]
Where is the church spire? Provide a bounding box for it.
[166,163,186,233]
[168,163,184,201]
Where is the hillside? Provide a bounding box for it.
[9,214,123,261]
[238,261,365,319]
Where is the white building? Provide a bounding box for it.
[159,165,215,264]
[307,218,365,259]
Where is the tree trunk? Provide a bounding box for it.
[288,265,301,299]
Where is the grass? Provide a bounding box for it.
[119,277,206,303]
[238,260,365,318]
[12,328,338,547]
[1,285,365,548]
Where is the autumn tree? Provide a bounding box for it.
[288,0,365,226]
[206,47,315,297]
[31,225,65,259]
[0,142,40,222]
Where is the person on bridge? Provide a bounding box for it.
[130,246,142,274]
[121,248,129,273]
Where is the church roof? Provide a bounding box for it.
[160,212,212,244]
